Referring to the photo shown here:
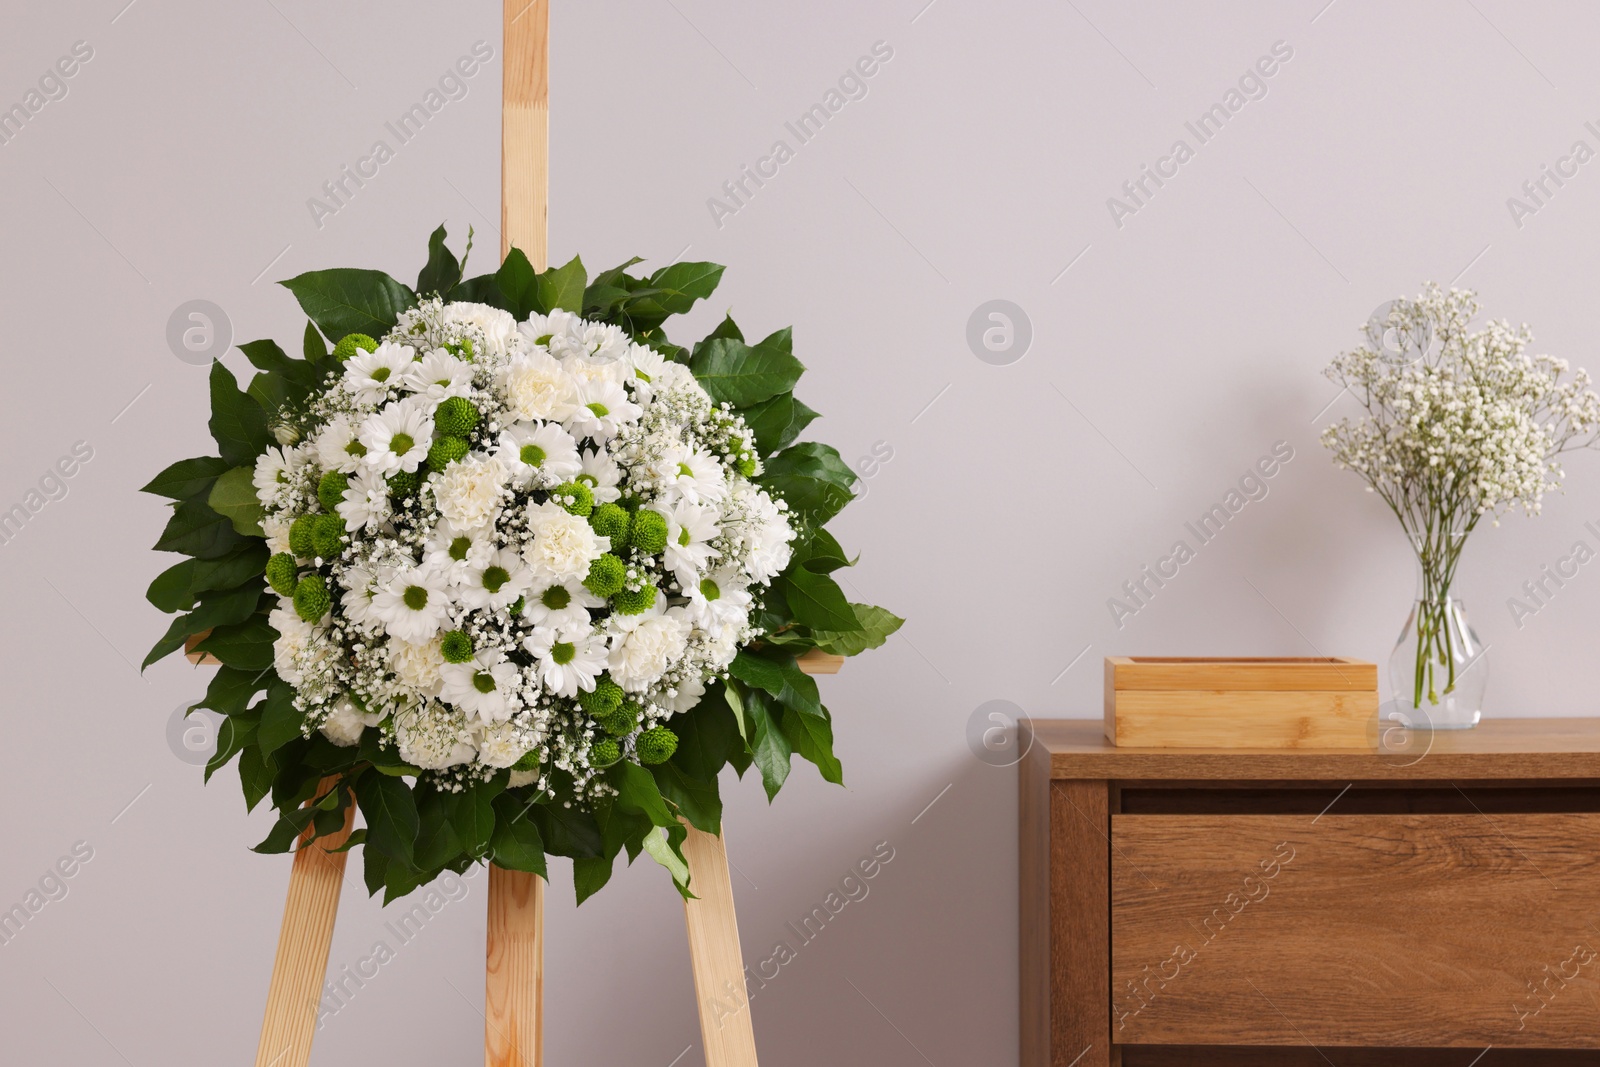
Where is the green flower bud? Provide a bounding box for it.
[582,553,625,598]
[589,502,629,544]
[577,676,624,717]
[293,575,331,622]
[388,469,420,498]
[332,333,378,362]
[440,630,474,663]
[265,553,299,597]
[434,396,481,437]
[736,455,758,478]
[427,435,469,470]
[635,726,679,766]
[612,584,656,616]
[312,513,346,559]
[590,738,621,766]
[597,701,640,737]
[288,514,318,557]
[317,470,349,513]
[549,480,593,517]
[628,509,667,555]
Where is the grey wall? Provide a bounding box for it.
[4,0,1600,1063]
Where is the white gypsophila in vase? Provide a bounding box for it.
[1322,283,1600,725]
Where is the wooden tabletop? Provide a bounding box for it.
[1025,717,1600,781]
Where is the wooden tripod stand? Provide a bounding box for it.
[200,10,843,1063]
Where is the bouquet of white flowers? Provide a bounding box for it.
[144,228,900,901]
[1323,284,1600,722]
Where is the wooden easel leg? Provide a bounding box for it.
[683,827,760,1066]
[485,866,544,1067]
[253,777,355,1067]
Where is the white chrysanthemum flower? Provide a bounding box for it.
[520,309,586,358]
[523,623,607,698]
[578,447,622,504]
[501,349,579,423]
[524,578,602,631]
[423,521,494,585]
[495,421,582,489]
[660,500,721,589]
[662,675,707,714]
[567,378,641,441]
[320,696,381,747]
[359,400,434,475]
[627,343,668,387]
[343,342,415,407]
[402,348,474,400]
[475,721,530,769]
[252,445,305,506]
[459,547,534,611]
[263,513,292,556]
[653,444,727,507]
[683,568,753,643]
[430,455,507,531]
[439,652,522,724]
[314,414,367,474]
[338,564,387,630]
[605,601,690,692]
[522,500,607,583]
[395,700,478,770]
[441,302,520,362]
[391,636,446,697]
[371,561,452,644]
[337,469,391,531]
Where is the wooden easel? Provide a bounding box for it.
[228,17,844,1058]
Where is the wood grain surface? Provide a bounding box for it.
[682,826,760,1067]
[1110,812,1600,1047]
[1026,717,1600,781]
[1105,690,1377,749]
[253,777,355,1067]
[1105,656,1375,692]
[485,866,543,1067]
[501,0,548,268]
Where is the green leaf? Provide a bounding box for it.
[357,771,420,866]
[141,456,229,500]
[688,334,805,409]
[572,855,614,903]
[777,568,860,632]
[449,776,505,858]
[530,802,604,859]
[453,273,505,307]
[303,321,328,363]
[414,788,463,870]
[194,665,271,718]
[737,685,792,801]
[207,466,265,537]
[239,339,292,375]
[356,730,422,776]
[154,498,243,560]
[641,824,692,896]
[147,559,197,613]
[239,744,276,812]
[142,584,263,669]
[362,847,391,896]
[797,528,851,574]
[489,793,548,875]
[496,248,539,320]
[192,615,277,671]
[781,705,843,785]
[416,224,461,296]
[251,805,314,853]
[191,543,271,595]
[590,256,645,292]
[672,684,739,781]
[610,761,675,827]
[811,603,904,656]
[729,649,822,717]
[256,681,302,757]
[536,255,587,315]
[205,716,245,782]
[645,261,724,314]
[279,268,416,341]
[762,442,856,527]
[208,361,269,467]
[740,392,819,456]
[649,761,721,834]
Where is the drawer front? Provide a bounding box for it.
[1111,813,1600,1047]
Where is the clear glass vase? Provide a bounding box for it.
[1388,555,1487,729]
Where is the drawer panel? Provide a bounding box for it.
[1111,813,1600,1047]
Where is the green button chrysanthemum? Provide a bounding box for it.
[627,509,667,555]
[287,514,318,557]
[265,552,299,597]
[582,553,625,598]
[434,396,481,437]
[590,738,621,766]
[635,726,678,766]
[577,675,623,717]
[589,501,628,543]
[549,480,593,517]
[611,584,656,616]
[293,574,331,622]
[440,629,474,663]
[317,470,349,513]
[427,435,469,470]
[331,333,378,362]
[312,513,346,559]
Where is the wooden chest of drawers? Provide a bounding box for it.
[1019,718,1600,1066]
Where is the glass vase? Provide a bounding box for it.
[1387,554,1487,729]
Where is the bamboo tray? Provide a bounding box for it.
[1103,656,1378,749]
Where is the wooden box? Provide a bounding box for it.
[1104,656,1378,749]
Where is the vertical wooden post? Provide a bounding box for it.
[252,777,356,1067]
[682,827,761,1066]
[487,4,549,1067]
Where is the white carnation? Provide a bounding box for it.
[606,605,691,692]
[500,349,579,423]
[522,501,607,583]
[431,456,507,531]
